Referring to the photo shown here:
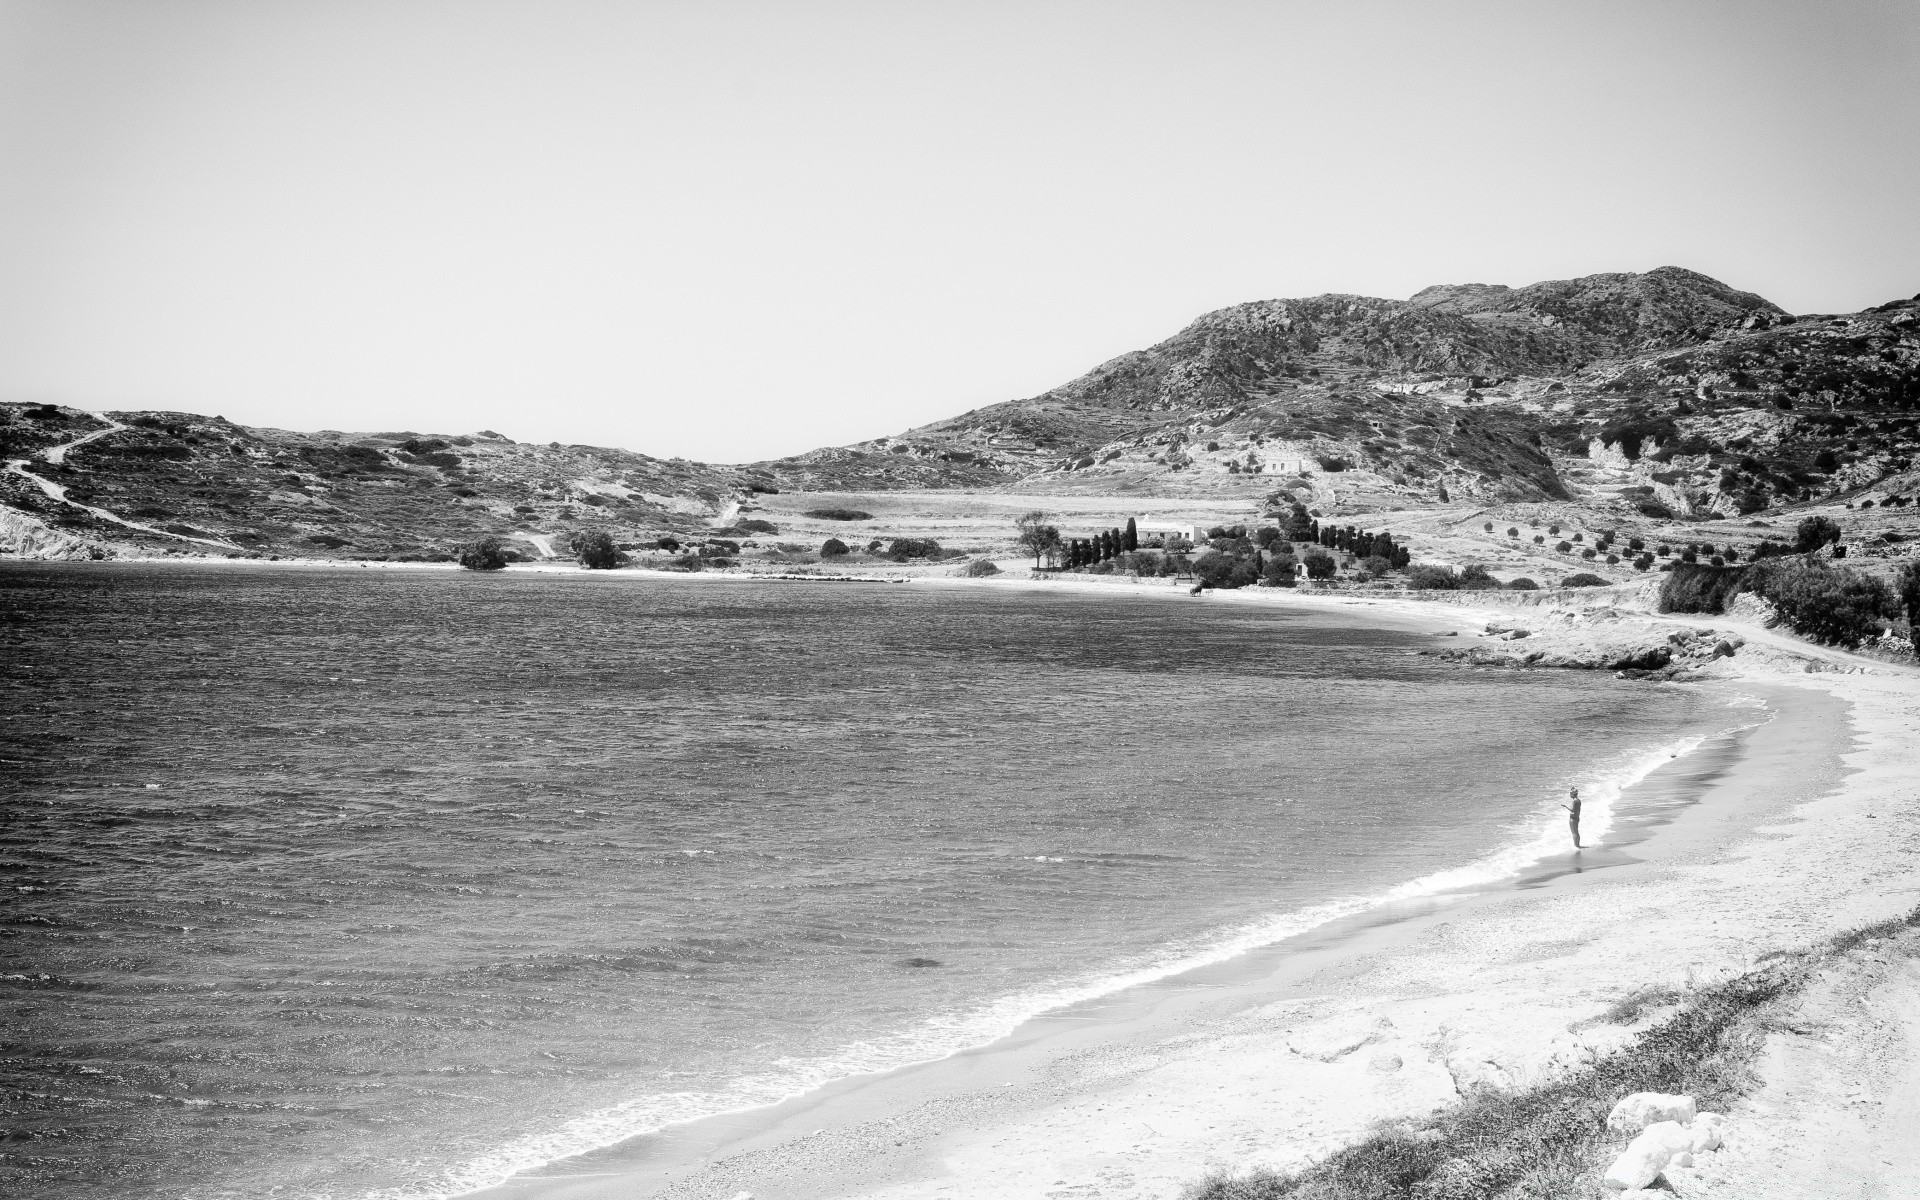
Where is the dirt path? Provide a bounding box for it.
[3,413,241,551]
[1685,933,1920,1198]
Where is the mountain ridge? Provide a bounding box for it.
[3,266,1916,563]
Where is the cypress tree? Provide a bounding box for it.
[1124,517,1138,551]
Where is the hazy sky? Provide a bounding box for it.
[3,1,1916,462]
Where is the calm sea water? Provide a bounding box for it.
[0,566,1747,1200]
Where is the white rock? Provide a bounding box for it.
[1367,1051,1403,1072]
[1603,1120,1693,1191]
[1690,1112,1726,1152]
[1605,1091,1698,1133]
[1671,1151,1695,1168]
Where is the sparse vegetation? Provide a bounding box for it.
[805,507,872,521]
[1560,572,1608,588]
[1186,909,1920,1200]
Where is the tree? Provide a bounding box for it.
[1900,560,1920,632]
[573,531,621,569]
[821,537,850,557]
[1123,517,1138,551]
[1302,548,1336,579]
[457,534,510,571]
[1794,516,1843,553]
[1015,511,1062,567]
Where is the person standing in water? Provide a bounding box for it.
[1563,786,1582,848]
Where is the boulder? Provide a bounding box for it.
[1606,1091,1698,1133]
[1690,1112,1726,1152]
[1603,1120,1693,1191]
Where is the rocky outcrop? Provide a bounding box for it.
[1600,1097,1727,1192]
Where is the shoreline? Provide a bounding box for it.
[11,559,1915,1198]
[445,584,1917,1200]
[463,665,1915,1200]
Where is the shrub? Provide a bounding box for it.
[1507,527,1519,538]
[1507,577,1540,591]
[1659,562,1746,614]
[820,537,850,557]
[964,559,1001,576]
[1560,573,1609,588]
[1628,537,1645,551]
[1262,555,1298,587]
[736,518,778,534]
[1581,548,1597,560]
[886,537,945,561]
[1606,554,1621,565]
[456,535,510,571]
[1193,550,1260,589]
[1360,554,1394,577]
[1635,553,1655,571]
[1794,516,1843,553]
[1556,540,1573,553]
[1548,524,1560,535]
[1747,558,1896,647]
[573,531,621,569]
[805,507,872,521]
[1483,522,1494,532]
[1315,454,1351,472]
[1407,564,1459,590]
[1533,534,1545,545]
[1900,561,1920,631]
[1302,548,1337,580]
[656,536,681,551]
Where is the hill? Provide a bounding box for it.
[3,266,1917,565]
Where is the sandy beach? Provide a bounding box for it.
[443,574,1920,1200]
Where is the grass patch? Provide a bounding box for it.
[1186,905,1920,1200]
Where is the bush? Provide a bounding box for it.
[1360,554,1394,577]
[656,536,681,551]
[1507,577,1540,591]
[1459,563,1498,589]
[1560,573,1609,588]
[820,537,850,557]
[1407,564,1459,590]
[456,535,510,571]
[735,518,778,534]
[1659,563,1746,614]
[1194,550,1261,589]
[1746,558,1896,647]
[1302,548,1337,580]
[572,531,621,569]
[1556,540,1573,553]
[1262,555,1298,587]
[886,537,946,561]
[1533,534,1545,544]
[1794,516,1843,553]
[964,559,1000,576]
[805,507,872,521]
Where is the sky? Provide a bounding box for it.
[2,1,1916,463]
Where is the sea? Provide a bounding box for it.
[0,565,1757,1200]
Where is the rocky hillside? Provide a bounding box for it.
[3,266,1917,562]
[0,408,777,561]
[760,267,1920,525]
